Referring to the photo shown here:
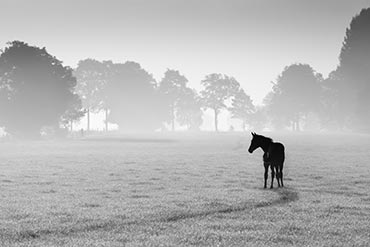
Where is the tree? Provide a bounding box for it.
[105,61,166,132]
[318,72,357,131]
[265,64,322,131]
[176,88,203,130]
[229,88,254,131]
[0,41,79,138]
[200,74,240,131]
[158,69,188,131]
[74,59,108,132]
[60,94,85,131]
[334,8,370,131]
[248,107,268,132]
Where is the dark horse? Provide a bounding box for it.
[248,132,285,189]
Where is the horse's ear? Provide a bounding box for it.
[251,132,255,136]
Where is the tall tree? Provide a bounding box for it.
[229,89,254,131]
[74,59,107,132]
[158,69,188,131]
[0,41,79,138]
[200,74,240,131]
[334,7,370,131]
[265,64,322,131]
[176,88,203,130]
[105,61,166,132]
[318,72,357,131]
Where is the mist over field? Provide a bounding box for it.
[1,0,370,246]
[1,133,370,246]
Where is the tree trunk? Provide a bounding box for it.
[105,108,108,132]
[87,108,90,132]
[214,108,219,132]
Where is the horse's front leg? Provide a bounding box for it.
[270,165,275,189]
[264,163,269,189]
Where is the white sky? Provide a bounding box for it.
[1,0,369,130]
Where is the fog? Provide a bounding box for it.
[0,1,369,136]
[0,0,369,135]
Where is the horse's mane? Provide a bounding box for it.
[256,134,273,143]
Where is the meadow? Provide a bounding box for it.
[0,133,369,246]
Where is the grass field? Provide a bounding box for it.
[0,133,370,246]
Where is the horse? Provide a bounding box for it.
[248,132,285,189]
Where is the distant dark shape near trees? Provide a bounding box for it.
[0,41,82,138]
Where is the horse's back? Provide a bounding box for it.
[271,142,285,163]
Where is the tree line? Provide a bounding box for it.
[0,8,370,137]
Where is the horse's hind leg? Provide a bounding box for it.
[264,163,268,189]
[270,165,275,189]
[276,166,281,187]
[280,165,284,187]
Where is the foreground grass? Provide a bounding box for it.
[0,133,369,246]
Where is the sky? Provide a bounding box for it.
[0,0,369,130]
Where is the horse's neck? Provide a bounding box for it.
[260,140,272,153]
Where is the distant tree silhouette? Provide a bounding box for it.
[263,91,290,130]
[265,64,322,131]
[105,61,166,132]
[0,41,79,138]
[74,59,108,132]
[176,88,203,130]
[200,74,240,131]
[333,8,370,131]
[158,69,188,131]
[248,107,268,132]
[229,88,254,131]
[318,72,356,130]
[61,94,85,131]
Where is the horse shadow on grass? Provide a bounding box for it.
[255,187,299,208]
[162,187,299,222]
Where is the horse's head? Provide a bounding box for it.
[248,132,260,153]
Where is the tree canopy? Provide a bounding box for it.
[229,89,254,131]
[265,64,322,131]
[176,88,203,131]
[74,59,109,131]
[0,41,79,137]
[158,69,188,131]
[200,74,240,131]
[104,61,166,132]
[333,7,370,131]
